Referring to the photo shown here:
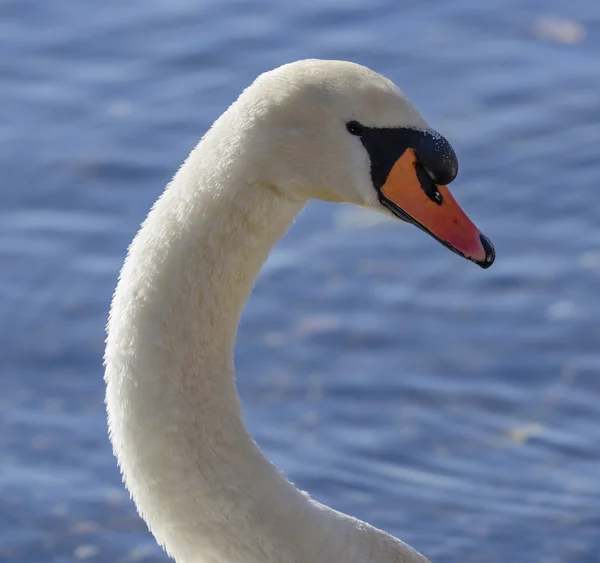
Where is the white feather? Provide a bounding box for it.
[105,59,431,563]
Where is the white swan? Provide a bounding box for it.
[104,59,495,563]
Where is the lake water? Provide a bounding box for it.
[1,1,599,562]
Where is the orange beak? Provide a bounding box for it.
[379,149,495,268]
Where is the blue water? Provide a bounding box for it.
[1,1,600,561]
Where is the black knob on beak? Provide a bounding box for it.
[412,130,458,186]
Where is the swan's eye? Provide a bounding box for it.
[346,121,365,136]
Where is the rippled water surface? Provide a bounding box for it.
[1,1,600,562]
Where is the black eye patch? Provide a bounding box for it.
[349,125,458,192]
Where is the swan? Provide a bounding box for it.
[104,59,495,563]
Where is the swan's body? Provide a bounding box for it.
[105,60,494,563]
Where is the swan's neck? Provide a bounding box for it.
[105,135,355,563]
[105,120,426,563]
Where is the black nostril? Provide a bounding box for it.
[415,159,443,205]
[414,131,458,186]
[478,234,496,269]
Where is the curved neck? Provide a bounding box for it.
[105,115,427,563]
[106,134,365,563]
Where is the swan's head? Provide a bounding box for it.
[246,59,495,269]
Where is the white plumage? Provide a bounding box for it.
[105,59,438,563]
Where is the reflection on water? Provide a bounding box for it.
[1,0,599,561]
